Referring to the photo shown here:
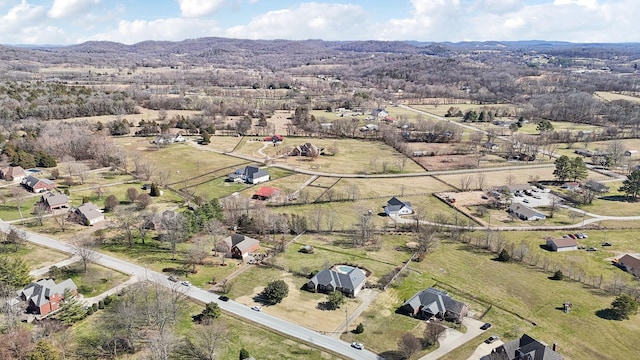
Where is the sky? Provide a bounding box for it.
[0,0,637,45]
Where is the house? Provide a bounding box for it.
[624,150,637,156]
[618,254,640,277]
[22,175,55,193]
[152,133,185,145]
[20,278,78,316]
[482,142,499,151]
[0,165,26,182]
[371,108,388,119]
[253,186,280,201]
[399,287,469,323]
[360,124,378,132]
[40,192,69,211]
[221,234,260,259]
[545,237,577,252]
[263,134,284,143]
[384,197,414,217]
[75,202,105,225]
[306,267,367,297]
[227,166,270,184]
[561,182,580,191]
[291,143,322,157]
[584,180,610,193]
[481,334,564,360]
[574,149,594,157]
[508,204,546,221]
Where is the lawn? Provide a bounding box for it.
[55,262,131,297]
[0,243,69,271]
[260,138,426,175]
[595,91,640,103]
[410,103,517,118]
[434,166,557,189]
[396,239,640,360]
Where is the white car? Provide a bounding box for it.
[181,281,191,287]
[251,305,262,312]
[351,342,364,350]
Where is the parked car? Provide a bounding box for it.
[602,242,613,247]
[532,195,541,199]
[579,232,588,238]
[181,281,191,286]
[485,335,500,344]
[576,233,585,239]
[587,247,597,252]
[168,275,179,282]
[251,306,262,311]
[567,234,576,239]
[523,199,530,203]
[480,322,492,330]
[218,295,230,302]
[351,342,364,350]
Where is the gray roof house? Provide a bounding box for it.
[20,278,78,316]
[399,287,469,323]
[41,192,70,211]
[384,197,414,217]
[481,334,564,360]
[75,202,105,226]
[227,166,270,184]
[508,204,546,221]
[584,180,610,193]
[222,234,261,259]
[306,267,367,297]
[545,237,577,252]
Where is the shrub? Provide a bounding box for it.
[239,348,250,360]
[353,322,364,334]
[551,270,564,280]
[497,249,511,262]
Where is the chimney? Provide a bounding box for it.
[552,343,558,352]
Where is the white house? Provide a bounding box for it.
[227,166,270,184]
[508,204,546,221]
[384,197,414,217]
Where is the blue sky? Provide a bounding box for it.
[0,0,637,45]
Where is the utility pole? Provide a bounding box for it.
[344,305,349,334]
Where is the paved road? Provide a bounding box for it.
[0,221,380,360]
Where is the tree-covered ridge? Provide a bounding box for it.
[0,81,137,120]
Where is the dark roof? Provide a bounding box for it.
[22,175,54,189]
[619,254,640,270]
[402,287,467,318]
[385,197,413,213]
[244,166,269,179]
[310,267,366,292]
[21,278,77,307]
[484,334,563,360]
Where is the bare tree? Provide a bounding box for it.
[114,207,137,247]
[214,239,230,265]
[93,185,105,200]
[159,211,189,260]
[548,196,561,218]
[187,239,210,272]
[398,332,422,359]
[52,210,70,232]
[423,321,446,347]
[72,236,100,273]
[10,187,26,224]
[309,207,325,233]
[325,206,337,233]
[414,225,439,254]
[476,173,486,190]
[175,321,228,360]
[126,187,139,203]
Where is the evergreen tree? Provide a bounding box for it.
[150,183,161,197]
[0,256,33,287]
[27,340,60,360]
[553,155,571,182]
[620,169,640,199]
[611,293,638,320]
[239,348,250,360]
[262,279,289,304]
[569,157,588,181]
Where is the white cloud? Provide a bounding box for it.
[225,2,369,40]
[178,0,225,18]
[48,0,100,19]
[478,0,523,14]
[0,0,48,41]
[81,17,221,44]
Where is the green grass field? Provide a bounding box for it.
[392,240,640,360]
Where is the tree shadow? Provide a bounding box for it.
[377,350,405,360]
[600,195,633,202]
[595,308,620,320]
